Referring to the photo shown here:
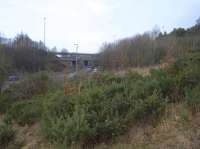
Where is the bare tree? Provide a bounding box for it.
[61,48,68,53]
[196,17,200,26]
[51,46,57,52]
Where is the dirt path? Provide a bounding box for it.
[13,122,53,149]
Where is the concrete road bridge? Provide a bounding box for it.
[53,52,98,71]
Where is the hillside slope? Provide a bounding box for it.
[0,50,200,149]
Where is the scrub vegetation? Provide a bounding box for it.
[0,20,200,149]
[0,50,199,148]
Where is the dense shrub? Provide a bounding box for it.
[126,71,143,81]
[177,65,200,89]
[0,123,15,148]
[3,72,49,100]
[132,90,166,122]
[42,73,166,147]
[149,69,177,101]
[185,85,200,113]
[91,72,123,85]
[0,72,49,128]
[0,50,198,148]
[170,51,200,88]
[0,95,14,113]
[0,72,49,115]
[5,99,42,126]
[0,69,6,91]
[167,51,200,103]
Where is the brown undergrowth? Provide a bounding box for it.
[95,103,200,149]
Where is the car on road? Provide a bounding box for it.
[8,75,19,81]
[93,68,98,73]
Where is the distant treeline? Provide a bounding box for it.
[99,19,200,70]
[0,33,64,74]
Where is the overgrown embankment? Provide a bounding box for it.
[0,50,200,149]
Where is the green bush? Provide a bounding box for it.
[170,50,200,73]
[91,72,123,85]
[150,69,177,101]
[0,72,49,115]
[5,99,42,126]
[132,90,166,122]
[3,72,49,101]
[170,51,200,89]
[0,65,8,91]
[185,85,200,113]
[177,65,200,89]
[42,76,166,147]
[0,50,196,147]
[0,123,15,148]
[0,95,14,113]
[126,71,143,81]
[167,51,200,103]
[43,107,92,145]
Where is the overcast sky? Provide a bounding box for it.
[0,0,200,53]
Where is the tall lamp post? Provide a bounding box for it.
[74,44,79,73]
[43,17,46,49]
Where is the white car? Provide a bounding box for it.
[93,68,98,73]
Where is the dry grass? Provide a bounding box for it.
[95,103,200,149]
[10,122,54,149]
[2,101,199,149]
[1,103,200,149]
[115,64,167,77]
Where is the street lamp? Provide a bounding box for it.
[43,17,46,49]
[74,44,79,73]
